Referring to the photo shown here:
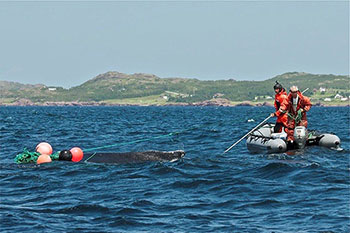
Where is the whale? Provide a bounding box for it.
[84,150,185,164]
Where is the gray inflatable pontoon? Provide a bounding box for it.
[246,123,341,153]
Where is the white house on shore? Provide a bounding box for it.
[334,94,343,99]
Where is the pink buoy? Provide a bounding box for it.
[36,142,53,155]
[70,147,84,162]
[37,154,52,164]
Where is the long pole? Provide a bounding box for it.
[224,115,273,153]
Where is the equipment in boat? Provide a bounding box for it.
[246,123,341,153]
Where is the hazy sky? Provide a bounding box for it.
[0,1,348,88]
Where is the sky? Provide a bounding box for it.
[0,1,348,88]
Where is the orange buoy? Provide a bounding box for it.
[37,154,52,164]
[36,142,53,155]
[70,147,84,162]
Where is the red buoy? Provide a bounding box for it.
[70,147,84,162]
[37,154,52,164]
[36,142,53,155]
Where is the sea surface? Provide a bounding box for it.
[1,106,349,232]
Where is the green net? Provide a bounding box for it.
[287,110,303,124]
[14,149,60,164]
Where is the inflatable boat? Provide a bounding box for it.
[246,123,341,153]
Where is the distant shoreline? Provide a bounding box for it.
[0,100,348,107]
[1,72,349,108]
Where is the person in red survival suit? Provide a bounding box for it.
[270,81,288,133]
[285,85,312,143]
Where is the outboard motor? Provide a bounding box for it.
[294,126,307,149]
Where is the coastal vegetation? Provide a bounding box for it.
[0,72,349,106]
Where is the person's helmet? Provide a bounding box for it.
[273,81,283,90]
[290,86,299,92]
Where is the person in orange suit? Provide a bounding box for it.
[270,81,288,133]
[284,85,312,143]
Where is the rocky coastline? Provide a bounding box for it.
[0,98,348,107]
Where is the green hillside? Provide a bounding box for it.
[0,71,349,105]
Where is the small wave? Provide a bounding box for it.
[132,200,155,207]
[213,200,237,208]
[149,163,184,176]
[184,213,215,221]
[237,199,281,209]
[108,216,147,227]
[259,161,295,170]
[126,174,150,179]
[322,176,349,185]
[58,204,111,214]
[252,162,298,179]
[116,207,146,215]
[170,178,217,189]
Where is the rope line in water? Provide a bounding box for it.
[83,132,175,152]
[82,124,204,152]
[85,152,97,162]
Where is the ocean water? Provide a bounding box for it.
[1,106,349,232]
